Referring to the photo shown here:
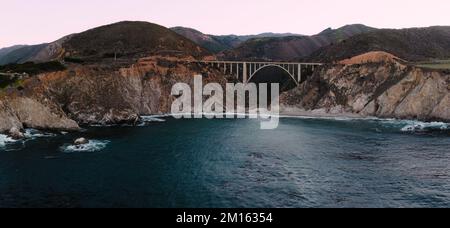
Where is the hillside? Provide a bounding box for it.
[0,45,27,59]
[308,26,450,62]
[339,51,406,65]
[171,27,230,53]
[62,21,209,62]
[0,44,48,65]
[171,27,302,53]
[0,21,209,65]
[221,24,376,61]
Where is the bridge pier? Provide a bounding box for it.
[298,64,302,83]
[243,62,248,84]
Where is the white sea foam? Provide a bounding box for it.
[277,115,449,132]
[60,140,110,153]
[140,116,166,123]
[24,129,57,139]
[0,134,16,147]
[399,121,449,132]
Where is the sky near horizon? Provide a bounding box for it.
[1,0,449,48]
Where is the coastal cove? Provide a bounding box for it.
[0,116,449,208]
[1,17,450,210]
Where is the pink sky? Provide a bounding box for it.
[1,0,449,48]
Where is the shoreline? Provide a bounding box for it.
[141,108,450,124]
[1,110,449,139]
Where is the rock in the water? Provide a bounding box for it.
[8,127,24,140]
[74,138,89,145]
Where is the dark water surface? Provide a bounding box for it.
[0,117,449,208]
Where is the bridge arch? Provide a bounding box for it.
[248,64,299,86]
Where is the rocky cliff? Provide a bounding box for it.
[1,54,449,135]
[0,56,227,133]
[281,60,450,122]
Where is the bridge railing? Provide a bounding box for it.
[184,60,323,85]
[189,60,323,66]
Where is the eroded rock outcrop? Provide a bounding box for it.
[8,97,79,131]
[0,56,227,132]
[40,56,227,125]
[1,54,449,133]
[0,100,23,132]
[281,61,450,121]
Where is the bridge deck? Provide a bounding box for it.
[191,60,323,65]
[186,60,323,85]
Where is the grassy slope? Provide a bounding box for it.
[415,60,450,70]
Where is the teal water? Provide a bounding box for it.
[0,117,449,208]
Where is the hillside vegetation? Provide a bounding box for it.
[0,21,210,66]
[171,27,302,53]
[309,26,450,62]
[222,24,376,61]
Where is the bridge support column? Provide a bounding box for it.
[243,62,248,84]
[298,64,302,83]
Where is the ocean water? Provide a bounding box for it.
[0,117,449,208]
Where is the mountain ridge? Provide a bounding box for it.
[220,24,376,61]
[171,26,302,53]
[308,26,450,62]
[0,21,210,65]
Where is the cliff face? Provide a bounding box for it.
[1,56,449,133]
[281,62,450,121]
[0,56,227,132]
[0,96,79,132]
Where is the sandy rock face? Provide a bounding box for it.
[0,56,228,130]
[8,127,24,140]
[381,72,450,119]
[0,100,23,133]
[1,55,448,132]
[8,97,80,131]
[0,96,78,133]
[281,62,450,122]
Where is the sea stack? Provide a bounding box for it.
[8,127,24,140]
[74,138,89,145]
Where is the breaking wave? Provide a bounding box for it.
[399,121,449,132]
[60,140,110,153]
[277,115,449,133]
[24,129,57,139]
[141,116,167,122]
[139,115,166,125]
[0,134,17,147]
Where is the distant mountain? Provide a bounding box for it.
[170,27,230,53]
[308,26,450,62]
[0,21,209,65]
[171,27,302,53]
[0,45,27,58]
[0,34,77,66]
[4,22,450,65]
[0,44,47,65]
[62,21,209,62]
[221,24,376,61]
